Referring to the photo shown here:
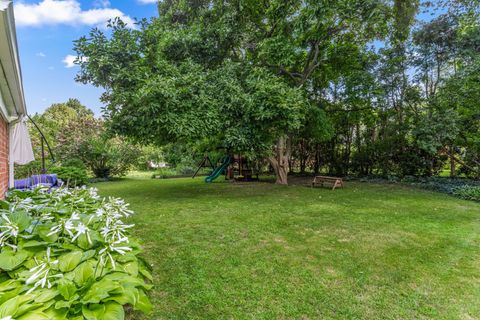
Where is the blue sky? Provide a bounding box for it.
[14,0,159,115]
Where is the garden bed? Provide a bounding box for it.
[0,187,152,319]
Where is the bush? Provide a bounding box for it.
[50,165,89,187]
[408,177,480,194]
[62,158,87,170]
[85,137,138,179]
[136,145,164,171]
[0,187,152,319]
[453,186,480,202]
[14,160,51,179]
[177,165,195,175]
[57,118,138,179]
[151,168,177,179]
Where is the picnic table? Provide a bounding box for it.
[311,176,344,190]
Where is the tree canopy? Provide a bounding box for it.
[74,0,480,182]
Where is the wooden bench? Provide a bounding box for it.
[311,176,344,190]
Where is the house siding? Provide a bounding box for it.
[0,3,29,198]
[0,115,8,198]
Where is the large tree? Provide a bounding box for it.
[29,99,94,161]
[74,0,414,184]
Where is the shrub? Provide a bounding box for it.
[0,187,152,319]
[14,160,50,179]
[50,165,89,187]
[453,186,480,202]
[62,158,87,170]
[408,177,480,194]
[177,165,195,175]
[57,118,138,179]
[84,136,138,179]
[151,168,177,179]
[136,145,164,171]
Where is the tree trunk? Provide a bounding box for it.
[313,143,321,174]
[300,159,306,174]
[268,135,291,185]
[299,139,307,174]
[449,144,456,178]
[447,150,480,176]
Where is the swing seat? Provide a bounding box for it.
[14,174,63,191]
[14,178,31,190]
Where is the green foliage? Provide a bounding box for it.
[359,175,480,202]
[136,145,164,171]
[71,0,479,180]
[453,185,480,201]
[62,158,87,170]
[73,0,394,183]
[85,137,138,179]
[24,99,143,181]
[413,109,460,155]
[151,168,178,179]
[0,187,152,319]
[50,166,89,187]
[28,99,94,162]
[212,64,307,156]
[14,160,47,179]
[176,164,195,176]
[162,144,196,169]
[15,99,96,182]
[57,118,138,179]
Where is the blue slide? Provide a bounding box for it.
[205,156,231,183]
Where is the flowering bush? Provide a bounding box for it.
[0,187,152,319]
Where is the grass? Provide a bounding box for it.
[94,175,480,319]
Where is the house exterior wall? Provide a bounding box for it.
[0,3,30,198]
[0,111,8,198]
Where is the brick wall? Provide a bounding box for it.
[0,117,8,198]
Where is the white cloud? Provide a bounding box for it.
[62,54,87,68]
[93,0,110,8]
[14,0,135,27]
[138,0,157,4]
[36,52,46,57]
[62,55,76,68]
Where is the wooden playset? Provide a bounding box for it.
[193,153,259,182]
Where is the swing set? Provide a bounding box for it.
[192,153,259,183]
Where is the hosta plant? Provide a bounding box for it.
[453,185,480,202]
[0,187,152,319]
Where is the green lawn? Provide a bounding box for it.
[94,175,480,319]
